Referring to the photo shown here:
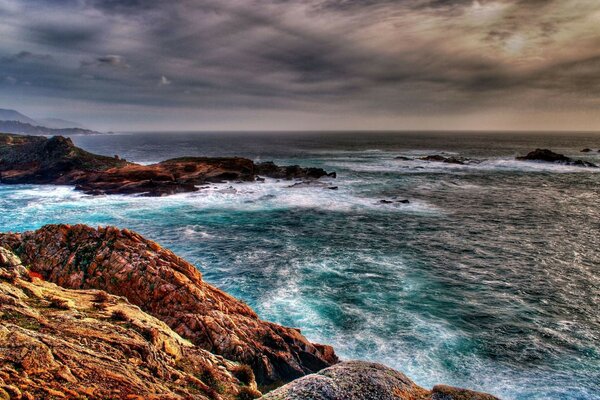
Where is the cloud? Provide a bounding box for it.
[0,0,599,129]
[81,54,130,68]
[2,51,54,62]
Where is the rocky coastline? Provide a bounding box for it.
[0,224,500,399]
[0,133,335,196]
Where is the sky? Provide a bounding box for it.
[0,0,599,131]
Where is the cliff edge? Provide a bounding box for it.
[0,224,338,386]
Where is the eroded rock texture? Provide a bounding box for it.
[0,246,261,399]
[261,361,500,400]
[0,224,338,385]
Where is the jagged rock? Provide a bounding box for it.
[0,246,260,399]
[256,162,336,180]
[260,361,500,400]
[516,149,597,167]
[0,224,338,385]
[0,133,335,196]
[419,155,467,165]
[379,199,410,205]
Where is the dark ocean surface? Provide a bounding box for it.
[1,131,599,399]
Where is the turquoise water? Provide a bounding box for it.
[1,131,599,399]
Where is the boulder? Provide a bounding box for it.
[260,361,500,400]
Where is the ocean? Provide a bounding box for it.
[1,131,599,399]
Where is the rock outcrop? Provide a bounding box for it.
[256,162,336,180]
[0,224,338,386]
[0,227,501,399]
[0,246,261,399]
[0,133,335,196]
[261,361,500,400]
[516,149,597,167]
[418,155,477,165]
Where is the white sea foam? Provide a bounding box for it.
[328,156,600,174]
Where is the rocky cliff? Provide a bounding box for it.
[0,133,335,196]
[0,247,260,399]
[0,224,338,386]
[0,225,501,399]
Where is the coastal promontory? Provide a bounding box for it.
[0,133,335,196]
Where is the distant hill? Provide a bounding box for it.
[37,117,87,130]
[0,120,102,136]
[0,108,102,135]
[0,109,39,125]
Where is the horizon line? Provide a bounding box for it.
[115,129,600,134]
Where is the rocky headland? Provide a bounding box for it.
[0,133,335,196]
[0,224,501,399]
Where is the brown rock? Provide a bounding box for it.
[0,224,338,385]
[0,133,336,196]
[0,246,257,399]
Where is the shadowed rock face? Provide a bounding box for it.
[0,224,338,386]
[261,361,500,400]
[0,133,335,196]
[0,246,261,400]
[516,149,597,167]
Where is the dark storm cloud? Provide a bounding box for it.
[29,23,101,49]
[1,0,599,128]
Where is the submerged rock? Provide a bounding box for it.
[379,199,410,205]
[0,224,338,386]
[261,361,500,400]
[0,133,335,196]
[516,149,597,167]
[581,148,592,153]
[419,155,471,165]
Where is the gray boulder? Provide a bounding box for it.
[261,361,499,400]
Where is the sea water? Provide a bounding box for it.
[1,131,598,399]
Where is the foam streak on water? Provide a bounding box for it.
[1,131,599,400]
